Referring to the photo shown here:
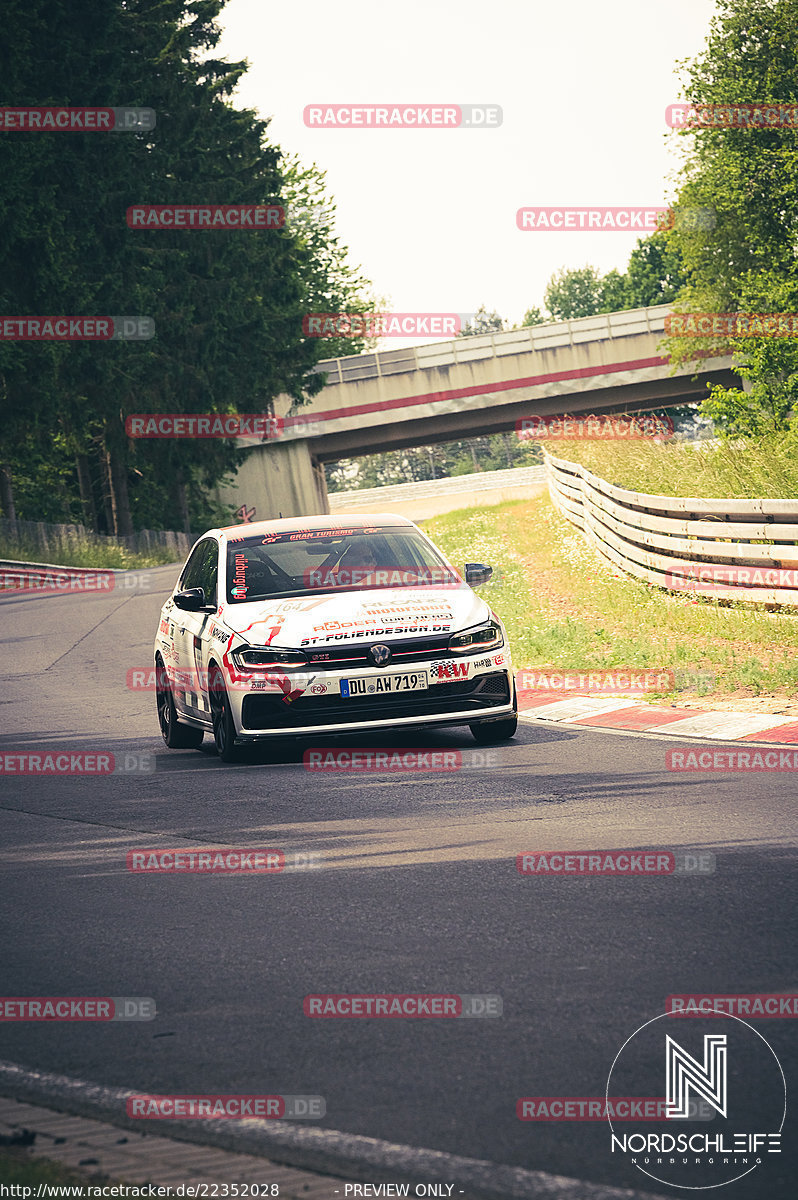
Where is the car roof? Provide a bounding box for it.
[213,513,416,538]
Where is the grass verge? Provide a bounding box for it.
[0,537,178,570]
[423,495,798,705]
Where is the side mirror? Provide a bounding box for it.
[173,587,213,612]
[465,563,493,587]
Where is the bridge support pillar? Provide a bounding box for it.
[215,439,329,522]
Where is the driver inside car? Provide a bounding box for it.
[332,543,379,585]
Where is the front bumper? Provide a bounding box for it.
[226,665,514,740]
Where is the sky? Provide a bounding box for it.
[215,0,720,340]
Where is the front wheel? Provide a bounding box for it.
[209,665,240,762]
[156,660,204,749]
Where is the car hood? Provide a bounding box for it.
[219,586,491,648]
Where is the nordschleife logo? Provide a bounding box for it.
[606,1010,786,1189]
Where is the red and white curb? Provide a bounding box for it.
[516,690,798,743]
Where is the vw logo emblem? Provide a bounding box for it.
[368,643,392,667]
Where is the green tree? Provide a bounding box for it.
[520,305,546,327]
[458,304,505,336]
[280,154,386,361]
[543,265,604,320]
[624,232,687,307]
[0,0,376,531]
[596,268,628,312]
[521,233,688,327]
[665,0,798,434]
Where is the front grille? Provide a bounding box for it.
[241,672,511,730]
[304,633,453,669]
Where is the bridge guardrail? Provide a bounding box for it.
[544,451,798,606]
[313,304,672,385]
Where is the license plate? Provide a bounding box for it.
[340,671,428,697]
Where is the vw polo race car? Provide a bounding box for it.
[153,514,517,761]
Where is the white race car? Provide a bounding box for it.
[153,514,517,761]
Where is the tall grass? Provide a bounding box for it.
[544,430,798,499]
[0,535,178,569]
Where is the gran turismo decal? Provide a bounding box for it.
[259,527,379,544]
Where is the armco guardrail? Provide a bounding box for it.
[545,450,798,605]
[329,465,545,508]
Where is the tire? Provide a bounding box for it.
[156,659,204,749]
[209,664,240,762]
[469,680,518,743]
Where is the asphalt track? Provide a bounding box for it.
[0,569,796,1198]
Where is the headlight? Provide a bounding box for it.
[448,621,504,653]
[232,647,308,670]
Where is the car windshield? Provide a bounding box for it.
[224,526,461,603]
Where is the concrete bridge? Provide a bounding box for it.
[219,303,737,520]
